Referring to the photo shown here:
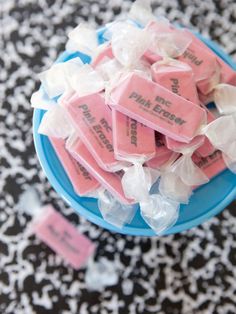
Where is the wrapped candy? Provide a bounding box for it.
[30,88,56,111]
[49,137,100,196]
[112,110,156,163]
[158,134,209,204]
[66,135,134,205]
[112,110,159,203]
[109,22,152,67]
[64,93,129,172]
[66,23,98,56]
[109,72,207,143]
[38,104,74,139]
[151,58,215,157]
[145,20,192,59]
[128,0,155,27]
[38,60,104,99]
[177,30,236,114]
[151,59,200,104]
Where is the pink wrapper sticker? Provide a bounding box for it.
[110,73,206,143]
[112,109,156,162]
[68,137,134,204]
[31,205,96,270]
[49,137,100,195]
[192,150,226,180]
[65,93,126,172]
[151,60,200,104]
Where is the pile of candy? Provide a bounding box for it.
[31,1,236,234]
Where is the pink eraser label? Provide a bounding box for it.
[183,30,236,86]
[112,109,156,162]
[151,61,200,104]
[68,137,134,204]
[49,137,100,196]
[32,205,96,270]
[110,73,206,143]
[65,93,125,172]
[178,32,218,84]
[192,150,226,180]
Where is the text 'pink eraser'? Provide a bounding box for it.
[49,137,100,196]
[68,137,134,205]
[65,93,126,172]
[112,109,156,162]
[151,60,200,105]
[110,73,206,143]
[32,205,96,270]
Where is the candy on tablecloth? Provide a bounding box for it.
[110,72,207,143]
[64,93,129,172]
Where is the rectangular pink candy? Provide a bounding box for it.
[192,150,226,180]
[49,137,100,195]
[178,32,219,85]
[112,109,156,162]
[110,73,206,143]
[65,93,125,172]
[151,60,200,104]
[184,30,236,87]
[32,205,96,270]
[68,137,134,204]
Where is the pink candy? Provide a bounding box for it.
[31,205,96,269]
[110,73,206,143]
[192,150,226,180]
[112,109,156,162]
[151,60,200,104]
[49,137,100,195]
[67,137,134,204]
[64,93,127,172]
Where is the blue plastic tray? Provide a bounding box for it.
[33,31,236,236]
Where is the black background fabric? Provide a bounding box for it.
[1,1,236,313]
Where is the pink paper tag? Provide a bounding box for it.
[31,205,96,270]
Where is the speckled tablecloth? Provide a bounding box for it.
[1,1,236,313]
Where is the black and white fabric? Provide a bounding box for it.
[1,1,236,313]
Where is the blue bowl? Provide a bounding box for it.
[33,31,236,236]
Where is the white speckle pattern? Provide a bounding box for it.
[1,0,236,313]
